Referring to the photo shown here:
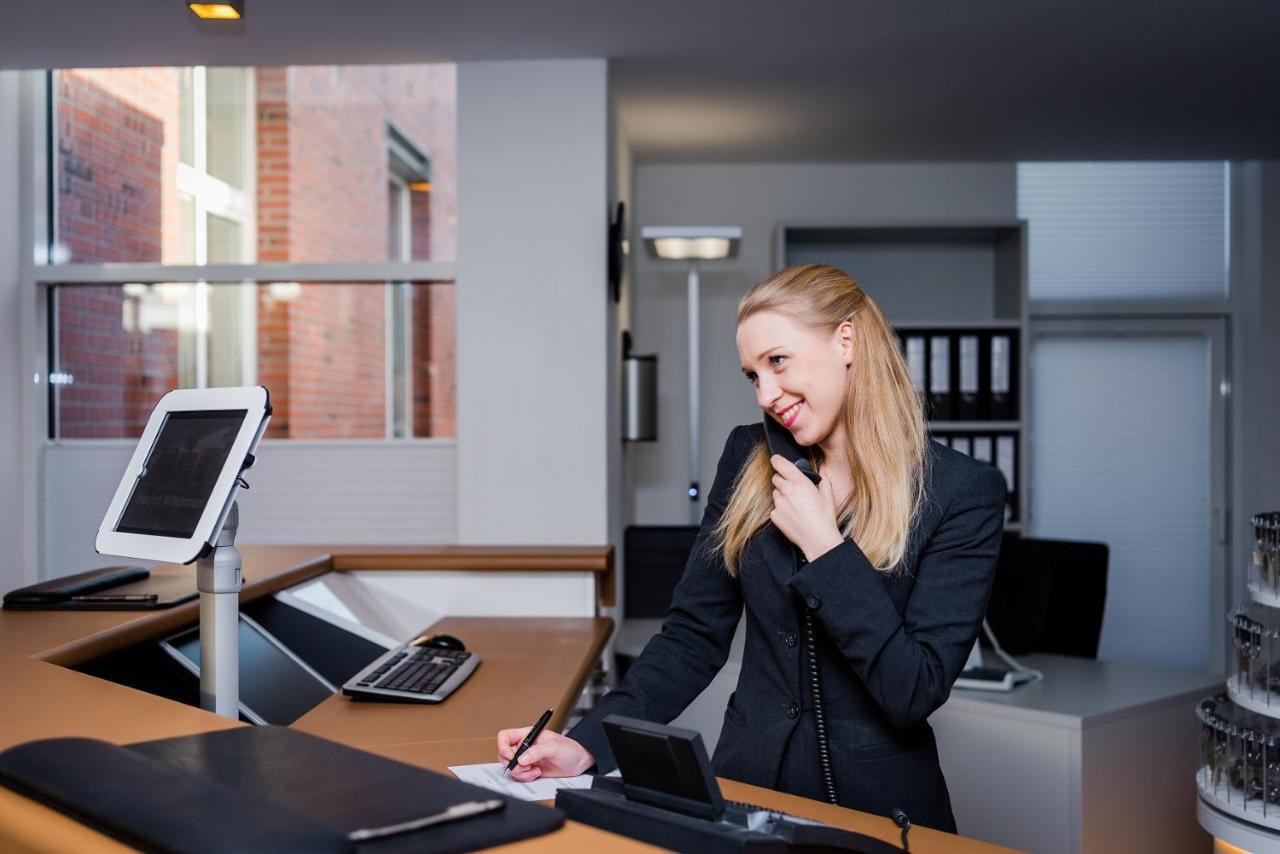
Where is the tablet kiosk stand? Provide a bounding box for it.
[197,500,243,718]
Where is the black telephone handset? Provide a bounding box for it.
[763,416,821,486]
[762,415,839,806]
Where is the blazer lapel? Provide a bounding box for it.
[760,522,801,589]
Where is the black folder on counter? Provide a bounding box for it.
[0,726,562,853]
[2,566,197,611]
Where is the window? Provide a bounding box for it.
[1030,323,1222,668]
[44,64,456,439]
[1017,162,1229,301]
[1019,162,1233,669]
[51,281,455,440]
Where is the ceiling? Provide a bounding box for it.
[1,0,1277,161]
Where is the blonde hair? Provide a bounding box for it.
[713,264,928,574]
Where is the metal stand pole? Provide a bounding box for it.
[688,260,701,524]
[196,501,242,718]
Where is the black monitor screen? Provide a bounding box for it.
[166,617,334,726]
[115,410,247,538]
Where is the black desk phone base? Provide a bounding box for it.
[555,716,905,853]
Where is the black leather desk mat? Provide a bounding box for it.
[0,726,563,853]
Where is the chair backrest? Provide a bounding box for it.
[623,525,700,618]
[987,533,1110,659]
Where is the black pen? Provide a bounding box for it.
[504,708,553,777]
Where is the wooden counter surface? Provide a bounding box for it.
[0,545,1016,853]
[292,616,610,746]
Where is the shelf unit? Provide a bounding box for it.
[1197,534,1280,849]
[778,220,1030,529]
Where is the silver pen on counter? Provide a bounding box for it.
[347,798,505,842]
[71,593,159,603]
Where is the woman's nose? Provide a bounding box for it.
[756,378,782,410]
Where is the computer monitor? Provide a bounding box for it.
[95,387,271,565]
[159,614,335,726]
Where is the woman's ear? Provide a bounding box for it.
[837,320,855,367]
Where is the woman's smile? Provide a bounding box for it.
[777,400,804,428]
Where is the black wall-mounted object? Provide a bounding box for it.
[609,201,626,303]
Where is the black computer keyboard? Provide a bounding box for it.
[342,645,479,703]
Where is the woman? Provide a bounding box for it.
[497,264,1006,832]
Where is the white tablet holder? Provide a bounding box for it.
[95,386,271,721]
[197,497,243,717]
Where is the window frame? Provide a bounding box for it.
[26,70,456,444]
[383,124,431,440]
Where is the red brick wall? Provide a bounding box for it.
[413,283,456,437]
[55,69,182,438]
[255,64,456,439]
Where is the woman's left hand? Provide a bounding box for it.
[769,455,845,563]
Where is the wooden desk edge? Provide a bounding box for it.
[34,545,614,667]
[327,545,616,609]
[551,617,613,734]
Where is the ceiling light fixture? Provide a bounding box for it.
[188,1,243,20]
[641,226,741,261]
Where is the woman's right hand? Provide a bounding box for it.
[496,727,595,782]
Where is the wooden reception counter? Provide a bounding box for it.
[0,545,1016,853]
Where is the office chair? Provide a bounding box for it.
[622,525,699,619]
[986,533,1110,659]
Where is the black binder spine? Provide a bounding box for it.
[927,334,954,421]
[988,332,1018,421]
[995,432,1018,522]
[957,334,982,420]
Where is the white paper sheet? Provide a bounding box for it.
[447,762,595,801]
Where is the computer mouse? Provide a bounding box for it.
[423,633,465,652]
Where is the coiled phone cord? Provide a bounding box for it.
[803,608,839,805]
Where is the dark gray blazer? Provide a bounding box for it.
[568,423,1007,833]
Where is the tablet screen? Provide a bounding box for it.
[115,409,247,538]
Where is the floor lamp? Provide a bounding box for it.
[640,226,742,524]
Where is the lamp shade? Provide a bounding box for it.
[641,226,741,261]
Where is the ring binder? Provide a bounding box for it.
[928,335,953,420]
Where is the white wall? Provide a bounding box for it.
[455,59,611,545]
[608,78,635,614]
[0,72,23,592]
[42,441,458,578]
[0,72,40,594]
[628,162,1016,524]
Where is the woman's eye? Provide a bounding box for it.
[744,373,758,384]
[769,355,787,367]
